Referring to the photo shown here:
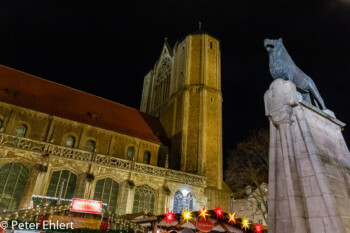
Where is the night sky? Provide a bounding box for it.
[1,0,350,161]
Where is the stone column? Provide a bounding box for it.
[32,169,49,196]
[264,79,350,233]
[116,181,134,215]
[72,173,88,199]
[19,168,40,209]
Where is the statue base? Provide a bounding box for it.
[264,79,350,233]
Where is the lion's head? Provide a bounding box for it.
[264,38,283,54]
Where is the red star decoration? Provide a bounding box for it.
[254,223,263,233]
[198,206,210,221]
[214,206,224,219]
[163,210,176,225]
[228,211,237,224]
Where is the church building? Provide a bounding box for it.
[0,30,232,215]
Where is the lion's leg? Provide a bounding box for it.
[310,87,326,110]
[313,98,320,109]
[302,92,312,104]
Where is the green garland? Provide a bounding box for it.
[157,211,260,233]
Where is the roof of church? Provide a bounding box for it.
[0,65,168,145]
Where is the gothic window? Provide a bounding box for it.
[166,74,171,97]
[85,140,96,152]
[14,125,27,137]
[126,146,135,161]
[153,57,172,109]
[132,185,155,214]
[184,193,194,210]
[143,151,151,164]
[65,136,75,148]
[0,162,30,210]
[0,118,3,129]
[173,191,183,213]
[46,170,77,199]
[173,191,193,213]
[93,178,119,213]
[210,41,213,49]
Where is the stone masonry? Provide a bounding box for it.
[264,79,350,233]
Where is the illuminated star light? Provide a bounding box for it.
[181,210,193,223]
[214,206,224,219]
[162,210,176,225]
[228,211,237,224]
[198,206,210,221]
[242,217,250,230]
[254,223,263,233]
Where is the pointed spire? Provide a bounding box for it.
[163,37,173,56]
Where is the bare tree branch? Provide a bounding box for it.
[224,128,269,223]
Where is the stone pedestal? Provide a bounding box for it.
[264,79,350,233]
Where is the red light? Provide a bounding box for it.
[214,206,224,219]
[163,210,176,225]
[228,212,237,224]
[254,223,263,233]
[70,198,102,214]
[198,207,209,221]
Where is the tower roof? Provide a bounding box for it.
[0,65,168,145]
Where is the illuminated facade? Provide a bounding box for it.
[0,31,232,215]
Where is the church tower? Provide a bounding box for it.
[140,31,223,190]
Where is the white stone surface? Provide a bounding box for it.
[264,79,350,233]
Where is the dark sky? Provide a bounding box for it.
[1,0,350,160]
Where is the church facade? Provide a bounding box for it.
[0,31,232,215]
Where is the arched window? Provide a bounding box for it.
[132,185,155,214]
[143,151,151,164]
[46,170,77,199]
[65,136,75,148]
[14,125,27,137]
[185,193,194,210]
[173,191,183,213]
[126,146,135,161]
[0,119,3,129]
[0,162,30,210]
[172,191,193,213]
[85,140,96,152]
[93,178,119,213]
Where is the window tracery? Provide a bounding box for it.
[153,57,172,109]
[93,178,119,213]
[0,162,30,210]
[132,184,155,213]
[173,191,194,213]
[46,170,77,199]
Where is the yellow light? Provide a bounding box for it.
[242,217,250,230]
[198,206,210,221]
[181,210,193,223]
[228,212,236,224]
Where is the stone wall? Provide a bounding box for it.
[0,132,208,215]
[265,79,350,233]
[0,102,162,165]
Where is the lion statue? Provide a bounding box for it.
[264,38,326,110]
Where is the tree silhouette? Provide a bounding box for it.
[224,128,269,223]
